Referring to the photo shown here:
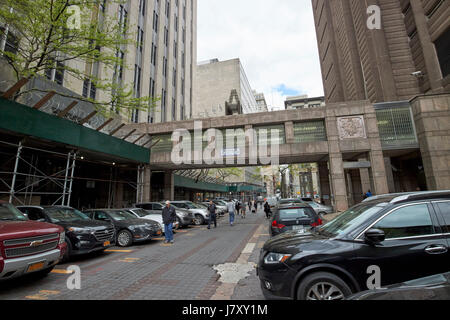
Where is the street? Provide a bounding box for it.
[0,208,270,300]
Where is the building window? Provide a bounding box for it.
[100,0,107,13]
[161,89,167,122]
[435,27,450,78]
[45,59,64,86]
[172,98,176,121]
[153,11,159,31]
[139,0,146,15]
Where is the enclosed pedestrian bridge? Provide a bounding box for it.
[128,100,419,170]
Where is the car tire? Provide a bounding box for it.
[296,272,352,300]
[194,214,204,225]
[117,230,133,247]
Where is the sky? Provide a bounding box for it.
[197,0,324,111]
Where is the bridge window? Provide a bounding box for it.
[293,121,327,143]
[376,105,417,148]
[255,125,285,146]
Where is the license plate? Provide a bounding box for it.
[292,225,305,231]
[103,241,111,247]
[156,230,162,235]
[27,261,45,273]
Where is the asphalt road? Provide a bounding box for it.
[0,207,270,300]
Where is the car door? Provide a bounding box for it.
[352,202,448,289]
[151,203,164,215]
[432,200,450,260]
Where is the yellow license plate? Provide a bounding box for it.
[27,262,45,273]
[157,230,162,235]
[103,241,111,247]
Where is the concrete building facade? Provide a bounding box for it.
[285,95,326,110]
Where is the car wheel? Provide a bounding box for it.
[297,272,352,300]
[194,214,204,225]
[117,230,133,247]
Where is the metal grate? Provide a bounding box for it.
[293,121,327,143]
[3,233,59,246]
[94,228,115,242]
[255,125,286,146]
[5,241,58,258]
[151,134,174,153]
[376,106,418,147]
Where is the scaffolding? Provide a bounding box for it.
[0,140,77,206]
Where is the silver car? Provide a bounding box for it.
[135,202,193,228]
[306,201,334,215]
[170,201,210,225]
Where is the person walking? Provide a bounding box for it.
[365,190,373,198]
[264,201,271,219]
[227,200,236,226]
[207,200,217,229]
[241,201,247,219]
[235,201,241,218]
[253,200,258,214]
[162,201,177,244]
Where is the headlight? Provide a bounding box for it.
[68,227,92,234]
[264,252,292,264]
[59,231,65,244]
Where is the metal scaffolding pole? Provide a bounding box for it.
[66,153,77,206]
[62,151,72,206]
[9,141,22,203]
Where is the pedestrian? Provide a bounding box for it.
[162,201,177,244]
[253,200,258,214]
[207,200,217,229]
[227,200,236,226]
[241,202,246,219]
[235,201,241,217]
[365,190,373,198]
[264,201,271,219]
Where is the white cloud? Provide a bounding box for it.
[197,0,324,111]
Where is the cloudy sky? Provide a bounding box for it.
[197,0,324,111]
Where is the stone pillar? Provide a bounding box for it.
[346,172,354,207]
[410,0,444,92]
[411,94,450,190]
[358,157,372,195]
[319,162,331,205]
[284,121,294,144]
[365,105,390,196]
[163,170,175,201]
[142,166,152,202]
[114,182,123,208]
[384,157,396,193]
[326,112,348,211]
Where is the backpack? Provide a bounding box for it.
[235,202,240,210]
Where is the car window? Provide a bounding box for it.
[107,210,136,221]
[435,202,450,233]
[45,208,90,223]
[27,208,46,221]
[309,202,319,208]
[151,203,162,210]
[373,204,434,239]
[0,204,28,221]
[94,211,109,221]
[138,204,152,210]
[279,208,313,220]
[132,209,149,217]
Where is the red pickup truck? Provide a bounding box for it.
[0,201,67,280]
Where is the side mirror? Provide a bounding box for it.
[37,218,46,222]
[364,229,385,245]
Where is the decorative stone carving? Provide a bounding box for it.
[337,116,367,140]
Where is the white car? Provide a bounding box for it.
[124,208,179,231]
[170,201,210,225]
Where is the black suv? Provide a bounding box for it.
[270,203,322,237]
[257,191,450,300]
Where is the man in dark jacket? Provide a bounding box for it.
[162,201,177,244]
[207,201,217,229]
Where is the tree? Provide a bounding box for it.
[0,0,157,116]
[210,168,242,181]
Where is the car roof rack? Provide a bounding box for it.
[363,190,450,204]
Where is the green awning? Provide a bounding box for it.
[0,98,150,164]
[174,175,228,193]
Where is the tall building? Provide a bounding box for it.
[253,91,269,112]
[311,0,449,104]
[285,95,325,110]
[45,0,197,124]
[193,58,259,119]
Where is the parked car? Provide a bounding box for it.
[170,201,210,225]
[135,202,189,228]
[267,197,278,209]
[257,191,450,300]
[348,272,450,300]
[307,202,334,215]
[269,203,322,237]
[123,207,179,231]
[83,209,161,247]
[17,206,114,261]
[276,198,305,208]
[0,202,67,280]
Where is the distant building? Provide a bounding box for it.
[285,95,325,110]
[193,58,259,119]
[253,91,269,112]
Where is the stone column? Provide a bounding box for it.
[163,170,175,201]
[326,112,348,211]
[384,157,396,193]
[365,105,390,196]
[114,182,123,208]
[410,0,444,92]
[346,172,354,207]
[411,94,450,190]
[358,157,372,195]
[142,166,152,202]
[284,121,294,144]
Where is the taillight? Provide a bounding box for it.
[272,221,285,229]
[311,218,323,227]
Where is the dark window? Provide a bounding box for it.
[278,208,314,220]
[172,98,176,121]
[82,79,90,97]
[436,202,450,233]
[153,203,163,210]
[434,27,450,78]
[0,27,19,55]
[90,81,97,99]
[373,204,434,239]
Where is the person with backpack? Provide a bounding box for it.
[207,200,217,229]
[235,201,241,217]
[253,200,258,214]
[264,201,271,219]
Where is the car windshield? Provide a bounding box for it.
[107,210,136,221]
[0,203,28,221]
[316,202,388,237]
[131,209,149,217]
[195,203,207,209]
[45,207,90,223]
[279,208,312,220]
